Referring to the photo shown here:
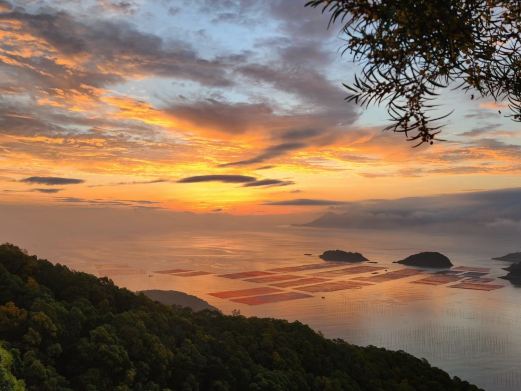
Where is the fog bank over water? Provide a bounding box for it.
[0,203,312,237]
[2,187,521,259]
[0,203,315,259]
[306,187,521,237]
[0,191,515,266]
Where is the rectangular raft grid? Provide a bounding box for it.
[464,277,495,283]
[449,281,505,291]
[461,271,489,278]
[269,277,330,288]
[267,263,344,273]
[153,269,214,277]
[173,271,212,277]
[295,280,371,293]
[153,269,192,274]
[230,292,312,306]
[219,271,274,279]
[313,265,385,277]
[411,274,463,285]
[207,261,506,307]
[209,287,282,299]
[353,268,424,283]
[448,282,505,291]
[452,266,491,273]
[435,270,464,276]
[245,274,302,284]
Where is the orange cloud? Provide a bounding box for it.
[479,101,509,110]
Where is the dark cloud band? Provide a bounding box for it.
[264,198,346,206]
[21,176,85,185]
[32,188,63,193]
[243,179,293,187]
[220,142,305,167]
[178,175,294,188]
[177,175,256,183]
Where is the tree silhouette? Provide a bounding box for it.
[307,0,521,146]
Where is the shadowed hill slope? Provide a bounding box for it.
[141,289,217,312]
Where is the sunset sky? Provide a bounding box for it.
[1,0,520,215]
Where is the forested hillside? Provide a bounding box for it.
[0,244,481,390]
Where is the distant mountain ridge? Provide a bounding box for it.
[493,252,521,262]
[302,188,521,237]
[501,262,521,286]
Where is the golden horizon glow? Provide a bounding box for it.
[1,1,520,215]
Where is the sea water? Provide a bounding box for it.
[15,226,521,391]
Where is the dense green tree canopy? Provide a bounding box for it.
[306,0,521,145]
[0,243,481,390]
[0,344,25,390]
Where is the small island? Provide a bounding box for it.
[319,250,369,263]
[501,262,521,286]
[395,252,453,268]
[493,252,521,262]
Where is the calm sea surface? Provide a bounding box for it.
[22,226,521,391]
